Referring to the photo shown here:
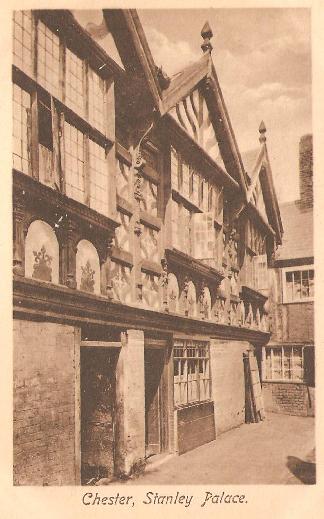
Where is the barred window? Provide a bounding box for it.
[263,346,304,382]
[88,67,105,134]
[37,20,60,98]
[13,10,33,76]
[174,340,211,407]
[12,83,31,175]
[284,268,314,302]
[64,121,85,204]
[65,48,84,116]
[89,139,108,216]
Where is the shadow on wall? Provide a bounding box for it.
[287,453,316,484]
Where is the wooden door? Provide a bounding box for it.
[80,348,118,484]
[144,348,165,457]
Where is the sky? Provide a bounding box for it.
[74,8,312,203]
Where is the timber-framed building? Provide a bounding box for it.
[13,9,283,485]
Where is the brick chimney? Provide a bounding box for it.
[299,134,313,208]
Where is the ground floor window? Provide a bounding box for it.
[263,345,304,382]
[173,339,211,407]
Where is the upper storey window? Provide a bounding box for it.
[12,84,30,175]
[89,139,108,216]
[13,11,33,76]
[64,121,85,204]
[65,48,84,116]
[37,21,60,98]
[283,267,314,303]
[88,67,105,134]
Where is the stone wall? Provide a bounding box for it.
[13,320,79,485]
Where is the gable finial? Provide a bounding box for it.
[259,120,267,143]
[201,21,213,53]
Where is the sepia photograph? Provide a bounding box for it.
[11,5,315,490]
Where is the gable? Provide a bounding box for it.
[72,10,125,70]
[250,177,267,222]
[169,87,225,169]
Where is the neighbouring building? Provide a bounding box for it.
[12,9,283,485]
[262,135,314,416]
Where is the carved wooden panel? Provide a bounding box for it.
[76,239,100,294]
[114,210,130,252]
[142,272,160,310]
[25,219,59,283]
[110,260,132,304]
[140,224,159,263]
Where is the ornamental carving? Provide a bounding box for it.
[32,245,52,282]
[160,258,168,288]
[227,228,239,269]
[80,260,95,293]
[134,171,143,202]
[134,220,142,236]
[214,297,226,324]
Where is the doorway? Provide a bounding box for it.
[144,347,167,458]
[80,347,118,484]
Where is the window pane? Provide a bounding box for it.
[292,271,301,300]
[88,68,105,134]
[265,348,272,379]
[293,347,304,381]
[64,121,85,203]
[309,270,314,297]
[37,21,60,98]
[65,48,84,116]
[283,347,293,380]
[173,340,210,406]
[301,270,309,298]
[272,349,282,379]
[13,11,33,76]
[89,139,108,216]
[12,83,31,175]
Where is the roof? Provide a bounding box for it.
[276,201,313,261]
[161,53,210,114]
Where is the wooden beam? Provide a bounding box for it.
[81,340,121,348]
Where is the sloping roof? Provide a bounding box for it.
[276,201,313,261]
[161,53,210,114]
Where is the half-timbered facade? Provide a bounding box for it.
[13,9,283,485]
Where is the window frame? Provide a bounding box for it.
[262,345,305,383]
[173,339,211,408]
[282,265,314,303]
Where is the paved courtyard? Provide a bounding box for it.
[125,413,315,485]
